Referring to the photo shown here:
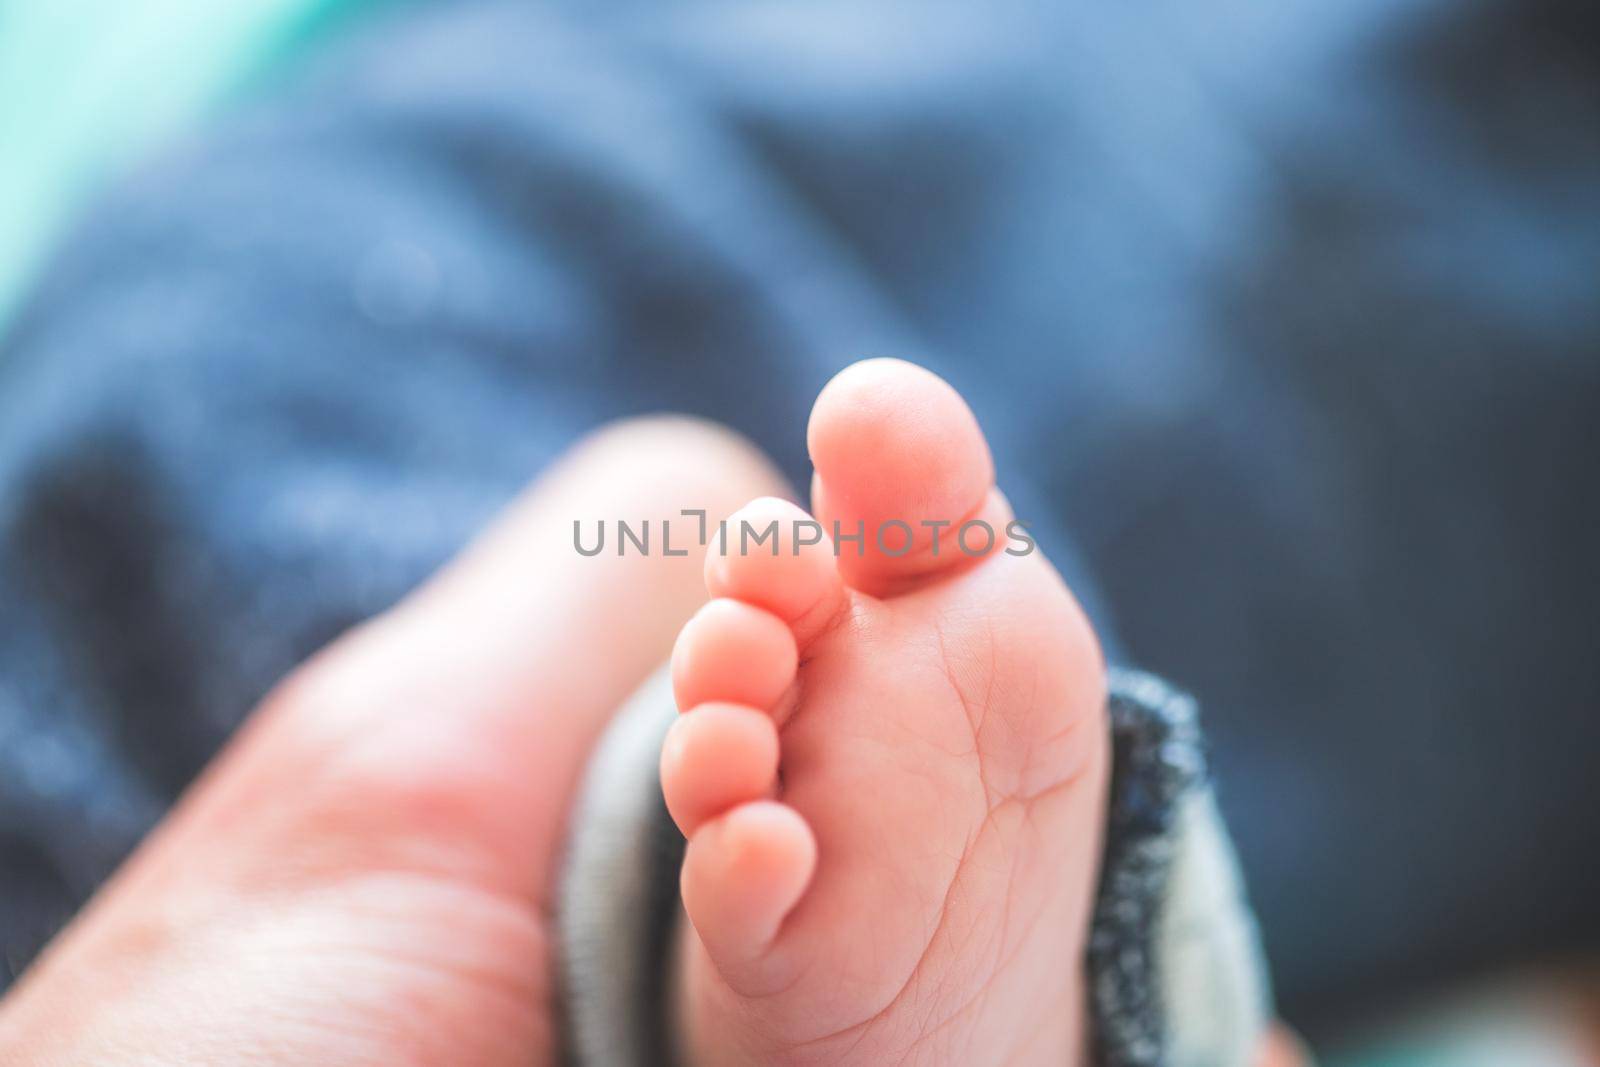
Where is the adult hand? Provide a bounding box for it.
[0,418,783,1066]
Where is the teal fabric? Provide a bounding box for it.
[1327,1000,1593,1067]
[0,0,392,334]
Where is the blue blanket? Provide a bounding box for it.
[1,0,1597,1039]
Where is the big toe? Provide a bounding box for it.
[807,358,1005,593]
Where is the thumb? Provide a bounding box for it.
[0,417,784,1067]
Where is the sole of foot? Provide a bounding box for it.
[661,359,1108,1066]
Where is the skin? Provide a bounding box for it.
[0,365,1304,1067]
[0,416,787,1067]
[665,360,1107,1065]
[665,361,1310,1066]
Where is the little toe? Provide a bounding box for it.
[705,497,847,647]
[807,358,1009,594]
[661,703,781,837]
[672,599,798,712]
[680,800,816,974]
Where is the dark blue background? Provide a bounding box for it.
[1,0,1596,1039]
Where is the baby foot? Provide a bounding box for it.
[660,359,1108,1066]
